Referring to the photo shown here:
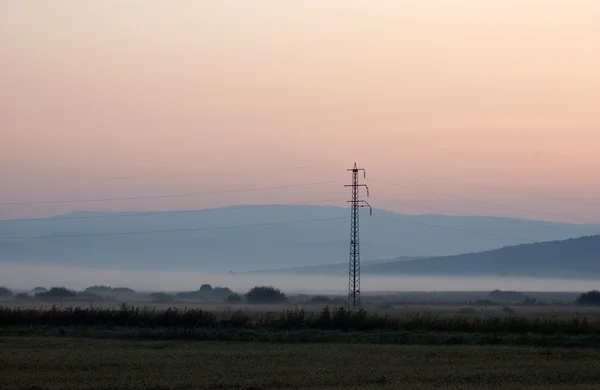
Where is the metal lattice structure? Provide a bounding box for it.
[345,163,372,309]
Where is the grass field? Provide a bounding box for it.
[2,338,600,389]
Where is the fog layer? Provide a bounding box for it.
[0,262,595,293]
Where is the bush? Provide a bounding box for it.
[112,287,136,294]
[35,287,77,299]
[489,290,525,302]
[576,290,600,305]
[0,306,596,335]
[84,286,136,296]
[148,292,173,303]
[15,292,30,300]
[0,286,13,297]
[85,285,112,294]
[245,286,287,304]
[213,287,233,299]
[226,293,243,303]
[77,291,102,299]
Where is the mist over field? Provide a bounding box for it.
[0,262,596,294]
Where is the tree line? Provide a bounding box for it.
[0,285,288,304]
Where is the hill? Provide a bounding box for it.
[357,235,600,279]
[248,257,420,275]
[1,205,599,271]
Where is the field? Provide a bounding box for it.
[3,302,600,388]
[2,338,600,389]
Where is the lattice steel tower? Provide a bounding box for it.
[345,163,372,309]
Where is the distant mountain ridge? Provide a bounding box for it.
[1,205,599,272]
[258,235,600,279]
[358,234,600,279]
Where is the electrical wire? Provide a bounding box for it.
[0,164,341,184]
[0,198,346,223]
[370,195,599,235]
[380,167,593,204]
[377,213,600,254]
[0,180,341,206]
[0,216,347,241]
[367,177,598,224]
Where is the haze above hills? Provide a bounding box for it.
[1,205,599,275]
[255,235,600,279]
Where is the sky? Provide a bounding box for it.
[1,1,600,222]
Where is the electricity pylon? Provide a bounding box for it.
[345,163,372,309]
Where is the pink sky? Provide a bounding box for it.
[1,1,599,222]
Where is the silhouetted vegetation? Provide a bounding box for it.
[14,292,30,300]
[213,287,233,298]
[245,286,287,304]
[148,292,173,303]
[84,286,136,296]
[35,287,77,299]
[576,290,600,306]
[489,290,525,302]
[175,286,233,301]
[0,286,13,297]
[226,293,243,302]
[76,291,104,299]
[0,305,597,336]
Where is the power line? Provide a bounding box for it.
[370,195,599,235]
[0,198,346,223]
[367,177,598,224]
[378,213,600,254]
[0,180,341,206]
[381,168,592,204]
[0,164,340,184]
[0,216,347,241]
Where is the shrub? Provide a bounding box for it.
[489,290,525,302]
[15,292,30,300]
[35,287,77,299]
[0,306,597,335]
[85,285,112,294]
[576,290,600,305]
[245,286,287,304]
[226,293,243,303]
[148,292,173,303]
[112,287,136,294]
[0,286,13,297]
[213,287,233,298]
[84,286,136,296]
[77,291,102,299]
